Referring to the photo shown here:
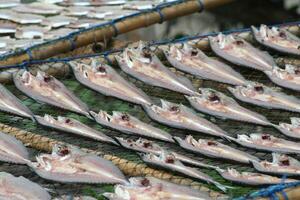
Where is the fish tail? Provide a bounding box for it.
[214,181,233,193]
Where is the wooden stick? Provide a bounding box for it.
[0,0,234,67]
[256,185,300,200]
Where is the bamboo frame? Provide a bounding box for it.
[0,122,225,199]
[0,0,235,67]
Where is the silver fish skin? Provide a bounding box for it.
[0,172,51,200]
[217,168,297,186]
[54,196,97,200]
[186,88,272,126]
[90,110,174,142]
[141,151,228,192]
[275,117,300,139]
[228,81,300,112]
[35,114,118,145]
[115,42,197,96]
[144,99,230,139]
[28,144,127,184]
[252,25,300,56]
[103,176,212,200]
[252,153,300,176]
[264,65,300,91]
[0,83,34,120]
[209,33,276,71]
[0,131,29,164]
[174,135,259,164]
[234,133,300,154]
[13,70,90,118]
[70,59,153,106]
[164,43,247,86]
[115,137,218,170]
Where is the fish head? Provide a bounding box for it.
[17,70,33,86]
[237,134,250,142]
[136,138,162,151]
[202,88,222,104]
[112,111,134,128]
[57,116,74,126]
[128,177,152,187]
[91,59,110,76]
[43,114,56,123]
[160,99,181,114]
[272,153,291,166]
[91,110,112,122]
[227,168,240,177]
[36,70,54,83]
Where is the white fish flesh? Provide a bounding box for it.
[0,131,29,164]
[209,33,276,71]
[174,135,259,164]
[28,144,127,184]
[70,59,152,106]
[252,25,300,56]
[218,168,296,186]
[91,110,174,142]
[13,70,90,118]
[252,153,300,176]
[0,172,51,200]
[164,43,247,85]
[144,99,231,139]
[142,151,228,192]
[228,81,300,112]
[116,42,197,95]
[234,133,300,154]
[186,88,272,126]
[35,114,117,145]
[264,65,300,91]
[103,176,212,200]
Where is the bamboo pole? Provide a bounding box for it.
[0,122,225,199]
[256,185,300,200]
[0,0,235,67]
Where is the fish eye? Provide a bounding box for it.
[235,40,244,45]
[97,66,106,73]
[43,76,52,82]
[121,114,130,121]
[207,141,217,146]
[65,119,71,124]
[208,94,220,102]
[141,178,150,186]
[191,49,198,56]
[279,32,286,38]
[254,86,264,92]
[169,106,180,112]
[165,157,175,164]
[261,135,270,140]
[143,141,152,148]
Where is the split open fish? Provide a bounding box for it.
[0,172,51,200]
[116,42,197,95]
[174,135,258,164]
[0,83,34,120]
[35,114,117,145]
[228,81,300,112]
[275,117,300,139]
[13,70,90,118]
[252,24,300,56]
[91,110,174,142]
[234,133,300,154]
[164,43,247,85]
[186,88,271,126]
[252,153,300,176]
[28,144,127,184]
[264,65,300,91]
[116,137,218,169]
[209,33,276,71]
[103,176,212,200]
[0,131,29,164]
[142,151,228,192]
[218,168,296,186]
[144,99,230,139]
[70,59,152,106]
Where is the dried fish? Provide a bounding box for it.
[276,117,300,139]
[228,81,300,112]
[265,65,300,91]
[15,26,49,39]
[0,0,20,8]
[104,176,212,200]
[174,135,259,164]
[144,99,231,139]
[142,151,228,192]
[70,60,152,106]
[0,22,16,34]
[35,114,117,145]
[164,44,247,85]
[0,131,29,164]
[0,83,34,120]
[42,16,77,28]
[44,28,75,40]
[209,33,276,71]
[63,6,94,16]
[252,25,300,56]
[12,2,63,15]
[0,172,51,200]
[29,144,127,184]
[234,133,300,154]
[123,1,155,10]
[54,196,96,200]
[116,42,197,96]
[13,70,90,118]
[116,137,218,169]
[68,19,102,29]
[91,110,173,142]
[218,168,296,186]
[253,153,300,176]
[186,88,272,126]
[0,10,45,24]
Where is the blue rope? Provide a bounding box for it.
[197,0,204,12]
